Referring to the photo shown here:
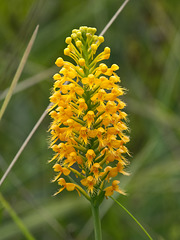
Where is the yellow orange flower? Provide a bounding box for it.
[104,180,125,197]
[54,178,80,196]
[48,26,130,201]
[81,176,96,193]
[90,163,102,180]
[86,149,96,167]
[52,164,71,181]
[83,111,95,128]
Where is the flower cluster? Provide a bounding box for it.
[49,26,129,202]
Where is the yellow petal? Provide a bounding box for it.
[66,183,76,191]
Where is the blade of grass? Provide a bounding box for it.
[0,193,35,240]
[111,196,153,240]
[99,0,129,36]
[0,197,88,240]
[127,97,180,133]
[0,25,39,121]
[0,103,51,187]
[158,30,180,105]
[0,154,68,238]
[0,67,56,101]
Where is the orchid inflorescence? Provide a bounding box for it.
[48,26,130,204]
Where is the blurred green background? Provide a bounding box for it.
[0,0,180,239]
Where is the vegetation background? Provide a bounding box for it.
[0,0,180,239]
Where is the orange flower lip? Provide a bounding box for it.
[83,111,95,128]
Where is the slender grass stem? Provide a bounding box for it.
[0,67,56,101]
[0,103,51,187]
[111,196,153,240]
[100,0,129,36]
[0,25,39,121]
[91,203,102,240]
[0,193,35,240]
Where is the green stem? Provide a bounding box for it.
[0,193,35,240]
[91,203,102,240]
[111,196,153,240]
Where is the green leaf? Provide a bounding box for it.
[111,196,153,240]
